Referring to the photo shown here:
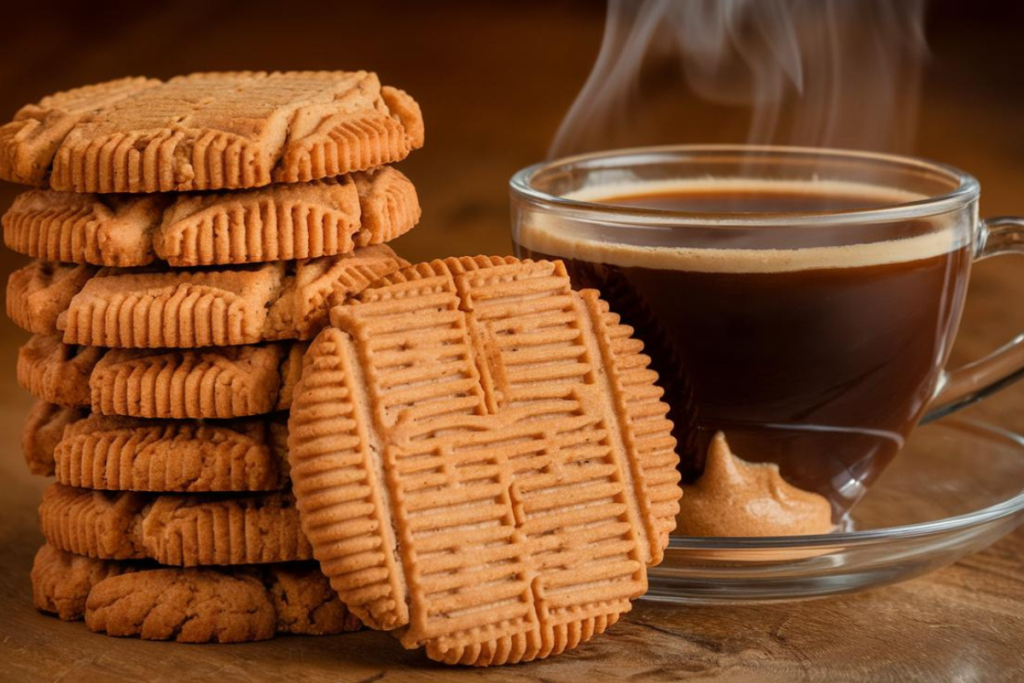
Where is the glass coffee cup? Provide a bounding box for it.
[510,145,1024,519]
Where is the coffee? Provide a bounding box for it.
[516,180,971,511]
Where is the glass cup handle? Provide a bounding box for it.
[925,216,1024,422]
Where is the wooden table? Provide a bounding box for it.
[1,2,1023,680]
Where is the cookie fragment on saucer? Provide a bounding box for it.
[677,432,833,537]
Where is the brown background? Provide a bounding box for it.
[1,2,1023,681]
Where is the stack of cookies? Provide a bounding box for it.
[0,71,424,643]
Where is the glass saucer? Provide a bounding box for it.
[645,416,1024,603]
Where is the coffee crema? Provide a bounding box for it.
[516,179,971,512]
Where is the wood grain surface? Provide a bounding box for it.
[0,2,1022,681]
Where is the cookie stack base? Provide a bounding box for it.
[31,545,361,643]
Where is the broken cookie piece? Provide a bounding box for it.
[676,432,833,537]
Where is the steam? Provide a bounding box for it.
[550,0,928,158]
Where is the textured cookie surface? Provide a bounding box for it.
[22,401,87,476]
[30,408,290,492]
[288,256,681,666]
[3,167,419,267]
[0,71,424,192]
[7,261,96,336]
[39,484,312,565]
[18,335,305,418]
[0,77,158,188]
[31,545,360,641]
[9,245,405,347]
[17,335,103,408]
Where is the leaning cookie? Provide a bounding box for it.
[18,335,305,419]
[287,256,682,666]
[7,244,406,346]
[0,71,424,192]
[3,167,419,267]
[23,401,290,492]
[40,484,312,566]
[31,545,361,642]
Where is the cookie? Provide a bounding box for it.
[8,244,406,346]
[0,77,159,189]
[0,71,424,192]
[17,335,103,408]
[22,401,87,476]
[3,166,420,267]
[31,545,361,641]
[18,335,305,418]
[287,256,681,666]
[565,261,702,472]
[6,261,97,336]
[40,483,312,565]
[24,404,290,492]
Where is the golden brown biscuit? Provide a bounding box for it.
[25,407,290,492]
[6,261,97,336]
[22,401,87,476]
[16,335,103,408]
[3,167,420,267]
[53,414,289,492]
[8,245,406,346]
[18,335,305,419]
[0,77,159,188]
[0,71,424,192]
[31,545,361,641]
[287,256,681,666]
[5,193,164,267]
[39,483,312,566]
